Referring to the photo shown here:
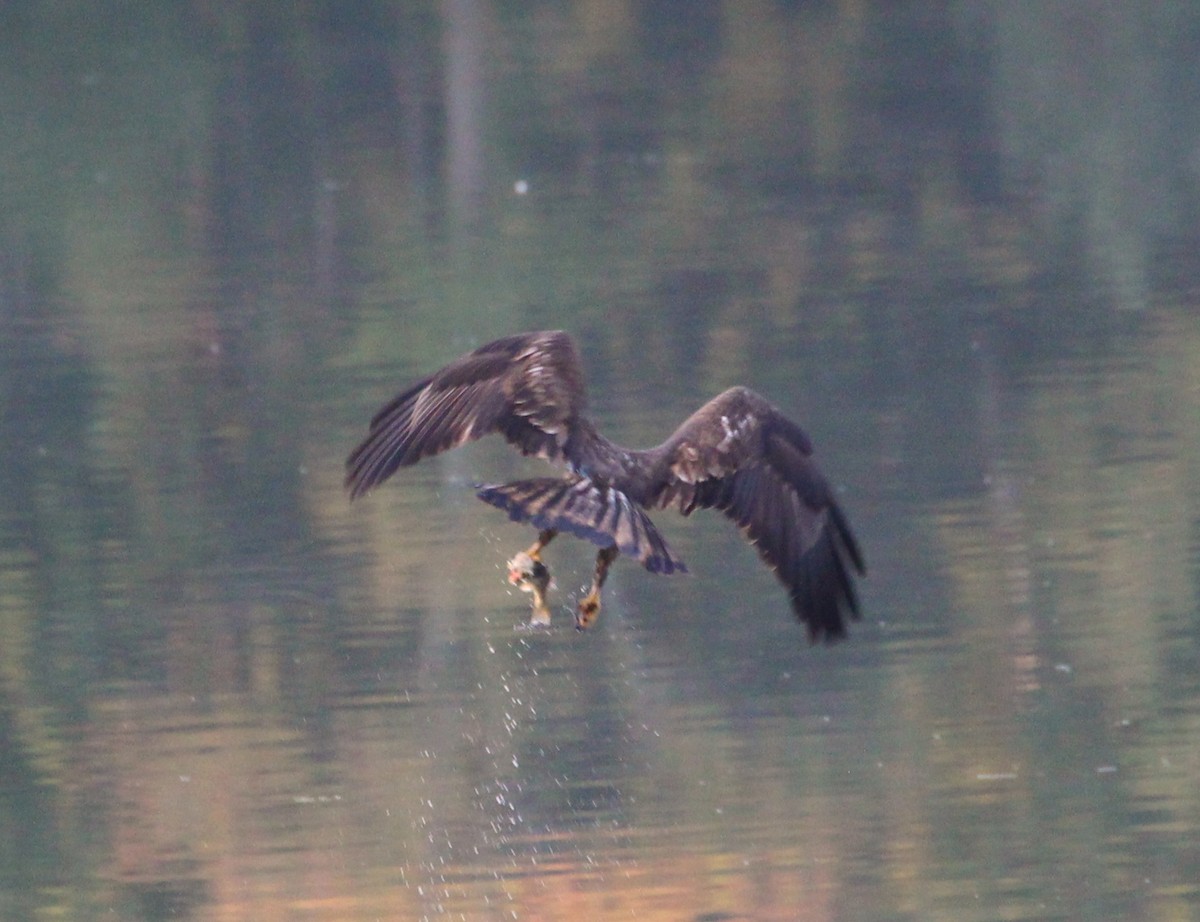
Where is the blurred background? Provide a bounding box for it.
[3,3,1199,920]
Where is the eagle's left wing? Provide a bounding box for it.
[345,331,585,499]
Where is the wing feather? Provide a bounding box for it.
[654,387,865,642]
[346,331,585,498]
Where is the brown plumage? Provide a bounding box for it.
[345,330,865,641]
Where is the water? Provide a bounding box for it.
[2,6,1200,921]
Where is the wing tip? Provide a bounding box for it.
[791,526,863,644]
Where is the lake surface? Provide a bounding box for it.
[2,5,1199,921]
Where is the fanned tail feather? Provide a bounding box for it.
[477,478,687,575]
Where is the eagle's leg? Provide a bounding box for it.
[507,529,558,625]
[524,529,557,562]
[576,545,619,630]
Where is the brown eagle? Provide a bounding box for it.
[345,330,865,641]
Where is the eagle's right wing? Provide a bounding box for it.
[654,387,865,642]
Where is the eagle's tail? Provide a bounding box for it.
[477,478,687,575]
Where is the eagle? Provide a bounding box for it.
[345,330,865,642]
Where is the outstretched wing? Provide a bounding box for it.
[653,387,865,642]
[346,331,585,499]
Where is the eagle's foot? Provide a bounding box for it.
[575,591,602,630]
[575,545,617,630]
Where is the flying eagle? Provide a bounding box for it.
[345,330,865,641]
